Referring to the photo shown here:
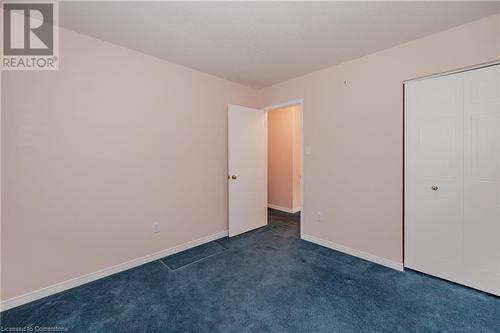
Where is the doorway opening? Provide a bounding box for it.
[227,100,303,238]
[265,101,303,236]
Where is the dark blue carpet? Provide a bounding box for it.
[2,209,499,332]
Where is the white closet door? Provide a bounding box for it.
[405,64,500,296]
[405,74,464,283]
[462,66,500,294]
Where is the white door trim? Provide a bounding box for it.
[403,60,500,84]
[263,99,304,238]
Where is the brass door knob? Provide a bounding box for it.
[231,175,237,180]
[431,185,439,191]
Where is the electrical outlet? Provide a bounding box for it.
[152,223,160,233]
[316,212,323,222]
[305,145,312,155]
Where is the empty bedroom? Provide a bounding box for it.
[1,1,499,332]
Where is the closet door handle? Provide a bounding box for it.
[431,185,439,191]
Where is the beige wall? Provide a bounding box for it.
[2,13,499,302]
[267,105,301,211]
[1,27,257,300]
[258,14,500,264]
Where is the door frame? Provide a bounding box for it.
[263,99,304,238]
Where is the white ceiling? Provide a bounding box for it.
[60,2,500,88]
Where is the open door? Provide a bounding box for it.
[228,104,268,237]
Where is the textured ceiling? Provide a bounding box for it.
[60,2,500,88]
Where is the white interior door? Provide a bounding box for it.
[462,66,500,294]
[405,65,500,296]
[228,104,267,237]
[405,73,464,283]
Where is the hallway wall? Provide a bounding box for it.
[267,105,301,212]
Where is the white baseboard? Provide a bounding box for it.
[301,234,404,271]
[0,230,228,312]
[268,203,301,214]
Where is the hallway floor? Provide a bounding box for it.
[2,209,499,332]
